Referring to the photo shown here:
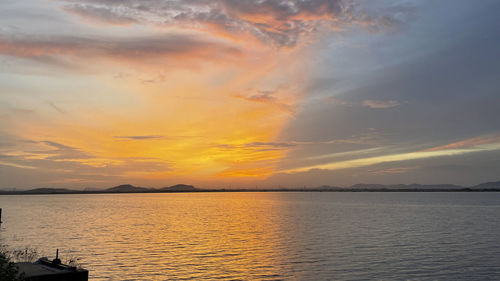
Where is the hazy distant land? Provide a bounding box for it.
[1,181,500,195]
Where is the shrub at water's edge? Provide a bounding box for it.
[0,251,23,281]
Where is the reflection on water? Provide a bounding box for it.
[1,192,500,280]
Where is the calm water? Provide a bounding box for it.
[0,192,499,280]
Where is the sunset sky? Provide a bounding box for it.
[1,0,499,189]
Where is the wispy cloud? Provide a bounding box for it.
[48,101,66,114]
[0,33,243,68]
[0,138,172,186]
[423,134,500,152]
[216,141,297,152]
[246,141,296,148]
[305,147,384,161]
[113,135,165,140]
[233,89,295,114]
[369,166,419,175]
[28,140,94,160]
[362,99,400,109]
[323,97,401,109]
[0,160,36,169]
[0,140,95,169]
[62,4,138,26]
[281,141,500,173]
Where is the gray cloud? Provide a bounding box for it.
[282,11,500,151]
[233,89,295,113]
[218,135,384,153]
[246,141,296,148]
[58,0,402,47]
[322,97,400,109]
[0,155,172,188]
[0,32,242,67]
[0,138,172,188]
[263,148,500,188]
[48,101,66,114]
[28,140,95,160]
[63,4,139,25]
[215,141,298,152]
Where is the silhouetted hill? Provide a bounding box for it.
[1,180,500,195]
[159,184,197,191]
[316,185,343,190]
[23,188,74,194]
[348,183,463,190]
[472,180,500,189]
[350,184,387,189]
[105,184,150,193]
[406,183,462,189]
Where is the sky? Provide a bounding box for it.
[0,0,499,189]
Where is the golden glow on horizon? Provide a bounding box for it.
[4,1,498,188]
[3,42,305,184]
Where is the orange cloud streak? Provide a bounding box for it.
[423,135,500,152]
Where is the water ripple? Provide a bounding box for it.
[0,192,500,280]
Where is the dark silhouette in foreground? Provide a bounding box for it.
[16,254,88,281]
[0,251,22,281]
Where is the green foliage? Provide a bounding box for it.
[0,251,23,281]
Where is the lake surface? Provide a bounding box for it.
[1,192,499,280]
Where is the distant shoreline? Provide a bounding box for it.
[1,188,500,195]
[2,181,500,195]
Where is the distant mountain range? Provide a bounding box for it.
[1,181,500,195]
[21,188,74,194]
[470,181,500,189]
[318,181,500,191]
[329,183,464,190]
[0,184,198,195]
